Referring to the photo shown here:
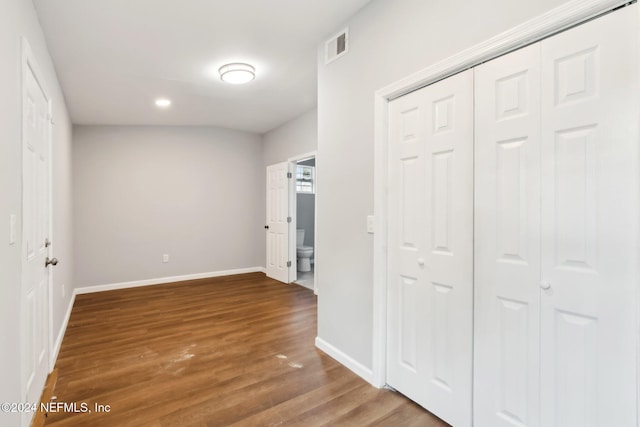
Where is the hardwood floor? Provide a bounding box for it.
[46,273,448,426]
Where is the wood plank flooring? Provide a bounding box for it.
[46,273,448,426]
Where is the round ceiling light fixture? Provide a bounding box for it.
[219,63,255,84]
[155,98,171,108]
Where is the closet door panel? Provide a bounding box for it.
[387,69,473,427]
[388,87,428,402]
[474,43,541,427]
[423,71,473,426]
[540,6,638,427]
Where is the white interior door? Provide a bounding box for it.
[266,162,291,283]
[22,58,51,413]
[474,43,542,427]
[539,7,638,426]
[387,69,473,427]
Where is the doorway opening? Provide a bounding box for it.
[293,157,316,290]
[265,152,317,293]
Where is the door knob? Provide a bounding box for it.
[45,257,58,267]
[417,258,425,267]
[540,280,551,290]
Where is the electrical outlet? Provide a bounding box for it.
[163,254,169,263]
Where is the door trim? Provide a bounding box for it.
[21,37,53,423]
[371,0,631,388]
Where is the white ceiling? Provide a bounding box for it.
[33,0,370,133]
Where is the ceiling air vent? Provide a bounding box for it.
[325,28,349,64]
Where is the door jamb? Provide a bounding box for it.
[371,0,628,388]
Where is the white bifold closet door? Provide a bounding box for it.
[539,6,638,426]
[387,70,473,427]
[474,5,638,427]
[474,42,542,427]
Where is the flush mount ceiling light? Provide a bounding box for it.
[219,63,255,84]
[155,98,171,108]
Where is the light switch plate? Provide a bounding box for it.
[367,215,375,234]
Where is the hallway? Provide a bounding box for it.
[46,273,446,426]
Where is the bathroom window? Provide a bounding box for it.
[296,165,315,194]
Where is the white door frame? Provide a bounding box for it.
[21,37,53,419]
[288,150,318,294]
[371,0,630,387]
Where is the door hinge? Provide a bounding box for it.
[287,216,292,223]
[287,261,292,267]
[287,172,293,178]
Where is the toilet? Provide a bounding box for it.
[296,229,314,272]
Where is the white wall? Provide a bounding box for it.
[263,108,317,166]
[73,126,264,287]
[316,0,573,372]
[52,105,74,351]
[0,0,74,424]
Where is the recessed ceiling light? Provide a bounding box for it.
[219,63,255,85]
[155,98,171,107]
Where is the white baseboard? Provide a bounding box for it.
[75,267,266,295]
[50,292,76,368]
[315,336,376,386]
